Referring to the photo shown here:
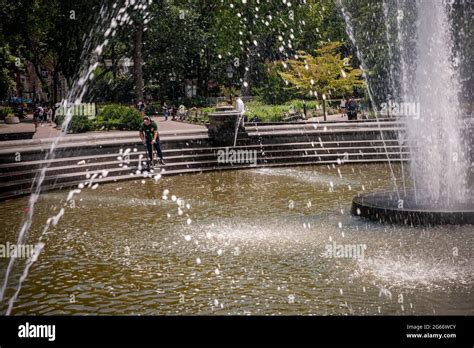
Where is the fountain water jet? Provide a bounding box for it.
[0,0,153,314]
[344,0,473,225]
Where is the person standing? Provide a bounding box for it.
[162,103,168,121]
[171,105,177,121]
[139,116,165,169]
[46,106,53,124]
[33,106,40,131]
[235,95,245,126]
[38,105,44,125]
[168,105,174,121]
[339,96,346,118]
[138,100,146,116]
[347,97,358,120]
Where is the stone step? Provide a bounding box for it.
[0,142,409,178]
[0,133,209,154]
[0,137,406,169]
[246,126,402,136]
[242,131,399,146]
[244,120,404,131]
[244,118,398,127]
[0,137,211,164]
[0,154,225,181]
[0,148,408,183]
[0,157,408,201]
[0,150,220,173]
[0,150,408,195]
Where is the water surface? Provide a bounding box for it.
[0,163,472,315]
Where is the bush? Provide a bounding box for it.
[92,117,123,131]
[54,114,64,126]
[54,105,142,133]
[201,106,216,114]
[0,107,13,119]
[245,100,289,122]
[55,115,92,133]
[95,104,142,130]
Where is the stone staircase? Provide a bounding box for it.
[0,120,409,200]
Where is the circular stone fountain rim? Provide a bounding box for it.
[351,191,474,226]
[353,191,474,213]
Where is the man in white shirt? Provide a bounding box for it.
[235,96,245,126]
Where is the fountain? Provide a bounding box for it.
[345,0,473,225]
[1,0,473,318]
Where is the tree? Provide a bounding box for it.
[0,0,99,102]
[0,45,16,99]
[277,42,364,99]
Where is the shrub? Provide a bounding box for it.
[92,117,123,131]
[69,115,92,133]
[0,107,13,119]
[55,105,143,133]
[245,100,289,122]
[55,115,92,133]
[54,114,65,126]
[201,106,216,114]
[95,104,142,130]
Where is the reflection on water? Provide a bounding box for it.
[0,163,472,315]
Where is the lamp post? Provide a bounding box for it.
[226,65,234,104]
[169,71,177,103]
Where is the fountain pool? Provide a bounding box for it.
[0,164,472,315]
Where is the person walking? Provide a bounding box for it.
[139,116,165,169]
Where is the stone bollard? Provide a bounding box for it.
[5,116,20,124]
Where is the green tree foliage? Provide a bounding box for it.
[277,42,364,99]
[0,0,371,104]
[0,45,16,98]
[0,0,100,101]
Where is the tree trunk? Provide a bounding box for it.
[133,22,144,101]
[52,70,59,104]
